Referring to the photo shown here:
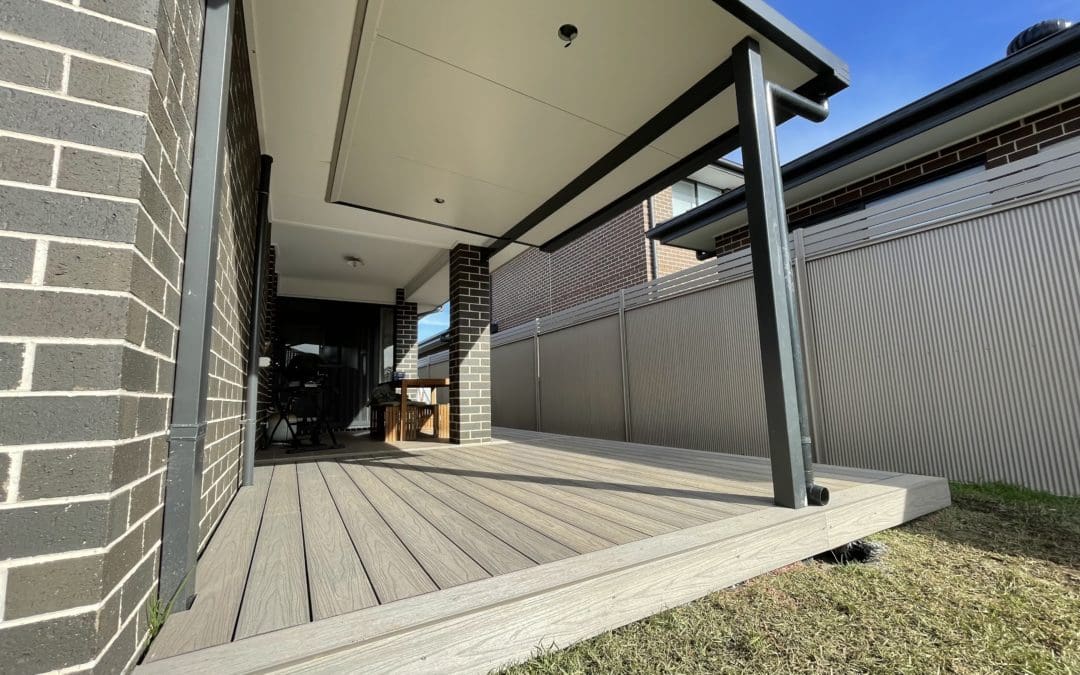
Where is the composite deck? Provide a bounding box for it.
[140,428,949,673]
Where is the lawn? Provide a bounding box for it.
[503,483,1080,674]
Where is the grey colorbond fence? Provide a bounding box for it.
[432,138,1080,495]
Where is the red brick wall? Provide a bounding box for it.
[648,188,704,277]
[492,201,651,330]
[715,94,1080,257]
[492,186,711,330]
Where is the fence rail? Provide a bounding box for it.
[483,138,1080,495]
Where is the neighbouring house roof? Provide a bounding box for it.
[649,23,1080,253]
[418,329,450,358]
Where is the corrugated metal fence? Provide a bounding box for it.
[426,138,1080,495]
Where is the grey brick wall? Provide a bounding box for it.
[393,288,418,378]
[449,245,491,444]
[0,0,261,672]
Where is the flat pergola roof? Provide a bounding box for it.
[246,0,847,309]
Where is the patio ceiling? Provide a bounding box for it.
[244,0,846,310]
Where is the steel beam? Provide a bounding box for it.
[732,38,807,509]
[160,0,235,605]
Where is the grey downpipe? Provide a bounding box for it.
[159,0,235,606]
[646,196,659,280]
[786,252,825,505]
[242,154,273,486]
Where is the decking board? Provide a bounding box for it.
[143,465,272,661]
[234,464,309,640]
[429,449,667,539]
[363,461,536,576]
[389,459,579,564]
[460,443,740,523]
[410,453,646,545]
[320,461,439,603]
[338,461,490,589]
[404,454,617,554]
[296,462,378,620]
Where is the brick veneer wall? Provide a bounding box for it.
[648,188,702,278]
[492,202,651,330]
[198,4,261,548]
[449,244,491,444]
[0,0,260,671]
[714,94,1080,256]
[491,188,704,331]
[393,288,418,378]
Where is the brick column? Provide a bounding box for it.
[393,288,418,378]
[449,244,491,444]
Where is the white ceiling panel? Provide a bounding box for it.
[376,0,743,136]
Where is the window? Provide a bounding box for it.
[670,179,725,218]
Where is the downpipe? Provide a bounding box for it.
[241,154,273,486]
[784,249,828,507]
[646,196,659,280]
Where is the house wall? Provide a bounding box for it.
[0,0,261,671]
[492,188,701,331]
[715,94,1080,256]
[647,190,702,278]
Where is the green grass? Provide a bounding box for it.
[502,483,1080,675]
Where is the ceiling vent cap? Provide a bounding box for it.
[1007,19,1074,56]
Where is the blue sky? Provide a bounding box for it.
[767,0,1076,161]
[419,2,1075,341]
[419,305,449,340]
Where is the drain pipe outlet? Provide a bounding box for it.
[241,154,273,486]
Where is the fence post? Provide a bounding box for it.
[533,318,542,432]
[793,229,824,463]
[619,289,632,442]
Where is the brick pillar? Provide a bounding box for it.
[393,288,418,378]
[449,244,491,444]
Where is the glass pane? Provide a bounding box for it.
[671,180,696,216]
[698,184,722,204]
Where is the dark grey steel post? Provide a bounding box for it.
[733,37,807,509]
[618,289,632,442]
[160,0,234,605]
[242,155,273,486]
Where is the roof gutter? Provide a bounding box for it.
[649,23,1080,247]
